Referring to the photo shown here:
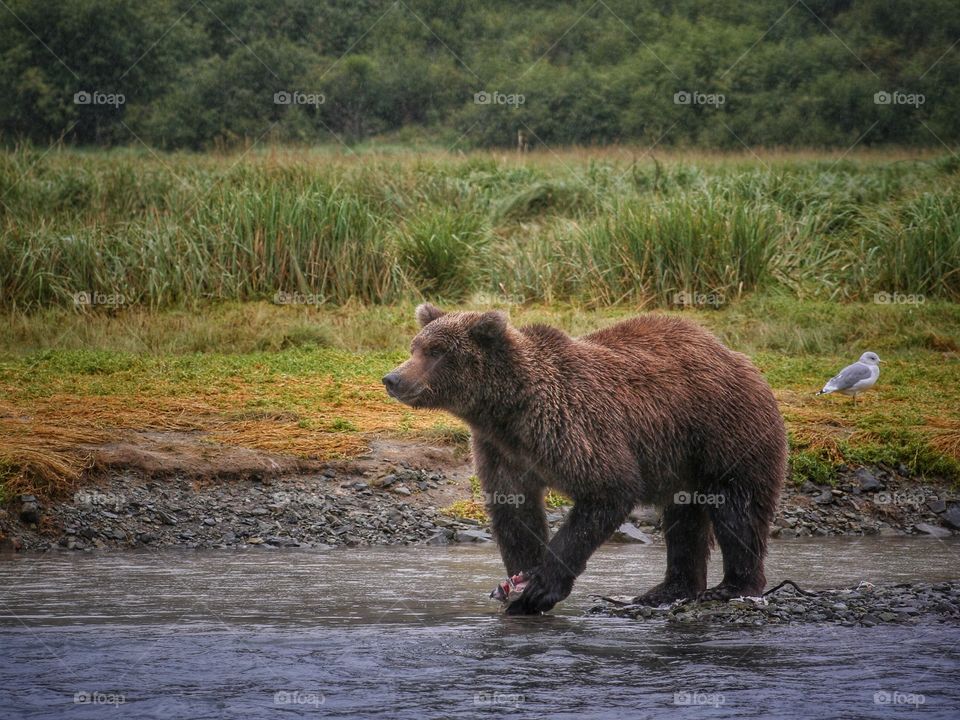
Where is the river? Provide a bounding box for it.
[1,537,958,718]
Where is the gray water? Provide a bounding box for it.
[1,538,959,719]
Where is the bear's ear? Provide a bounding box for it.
[470,310,508,345]
[415,303,445,328]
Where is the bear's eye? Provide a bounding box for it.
[423,344,445,358]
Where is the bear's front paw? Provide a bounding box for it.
[504,567,574,616]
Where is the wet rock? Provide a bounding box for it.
[455,529,492,543]
[927,498,947,514]
[628,506,660,525]
[425,528,455,545]
[913,522,951,538]
[814,489,834,505]
[373,474,398,488]
[854,468,883,492]
[591,581,960,626]
[19,495,40,525]
[942,505,960,530]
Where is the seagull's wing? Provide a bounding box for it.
[821,362,871,394]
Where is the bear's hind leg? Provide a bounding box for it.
[699,487,770,601]
[633,502,709,606]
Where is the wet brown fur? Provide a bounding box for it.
[384,304,787,615]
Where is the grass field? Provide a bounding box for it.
[2,147,959,310]
[1,148,959,502]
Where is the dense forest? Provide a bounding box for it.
[1,0,959,149]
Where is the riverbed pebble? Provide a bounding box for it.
[1,461,956,552]
[590,581,960,626]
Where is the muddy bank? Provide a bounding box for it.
[1,433,958,553]
[590,580,960,626]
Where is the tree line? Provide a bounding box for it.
[1,0,958,150]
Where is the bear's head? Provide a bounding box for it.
[382,303,511,416]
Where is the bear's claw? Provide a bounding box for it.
[632,581,696,607]
[697,583,758,602]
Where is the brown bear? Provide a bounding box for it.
[383,304,787,615]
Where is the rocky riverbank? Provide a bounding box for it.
[772,464,960,538]
[590,580,960,626]
[0,465,498,553]
[1,435,958,553]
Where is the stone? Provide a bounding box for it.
[941,505,960,530]
[814,489,834,505]
[913,522,951,538]
[19,501,40,525]
[455,529,492,543]
[628,505,660,525]
[425,528,455,545]
[392,485,411,496]
[378,474,398,488]
[927,498,947,514]
[854,468,883,492]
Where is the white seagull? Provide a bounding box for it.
[816,352,881,403]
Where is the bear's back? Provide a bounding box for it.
[581,314,719,353]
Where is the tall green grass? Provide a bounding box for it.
[1,148,958,310]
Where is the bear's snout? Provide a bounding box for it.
[381,372,402,394]
[382,369,424,406]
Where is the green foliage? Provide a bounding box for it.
[396,208,488,299]
[3,149,960,310]
[788,449,834,487]
[328,417,358,432]
[2,0,960,149]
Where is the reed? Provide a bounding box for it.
[1,147,958,310]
